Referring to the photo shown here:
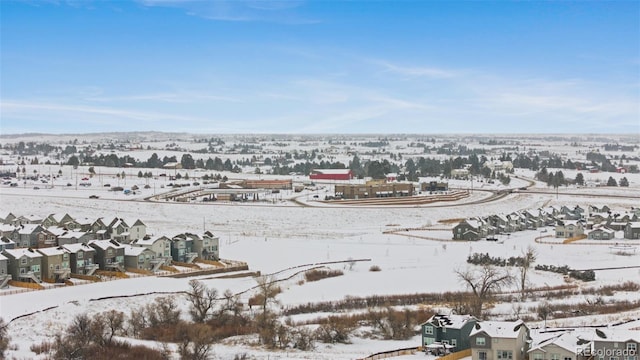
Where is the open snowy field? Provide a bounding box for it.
[1,168,639,359]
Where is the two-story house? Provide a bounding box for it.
[453,220,486,241]
[470,320,530,360]
[587,226,616,240]
[89,239,125,272]
[421,314,477,351]
[591,328,639,360]
[171,233,198,263]
[123,245,156,271]
[3,247,43,283]
[195,231,220,261]
[624,222,640,239]
[129,219,147,241]
[555,220,584,238]
[60,243,98,275]
[12,224,45,248]
[107,218,131,243]
[132,235,172,270]
[36,246,71,282]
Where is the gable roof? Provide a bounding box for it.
[123,245,151,256]
[60,243,96,254]
[36,247,68,257]
[133,235,170,246]
[471,320,526,339]
[3,248,43,259]
[17,223,42,234]
[592,328,640,343]
[423,314,476,329]
[528,332,590,354]
[89,239,124,250]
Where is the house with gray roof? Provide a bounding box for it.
[3,247,43,283]
[470,320,530,360]
[421,314,477,351]
[624,222,640,239]
[89,239,125,272]
[36,246,71,282]
[60,243,98,275]
[528,331,590,360]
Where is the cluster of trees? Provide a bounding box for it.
[534,264,596,281]
[467,253,529,267]
[535,168,568,187]
[459,247,537,316]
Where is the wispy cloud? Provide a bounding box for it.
[137,0,319,24]
[372,60,459,79]
[1,99,210,124]
[86,92,240,103]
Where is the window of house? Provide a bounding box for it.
[533,353,544,360]
[627,344,637,353]
[479,351,487,360]
[77,251,83,259]
[476,337,486,346]
[451,339,457,347]
[551,354,560,360]
[20,257,27,265]
[138,255,144,263]
[424,326,433,335]
[564,357,573,360]
[443,327,447,333]
[498,351,513,360]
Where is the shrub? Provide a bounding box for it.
[304,268,344,282]
[369,265,382,272]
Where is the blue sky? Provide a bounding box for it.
[1,0,638,134]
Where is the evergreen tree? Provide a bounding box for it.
[618,177,628,187]
[607,176,618,186]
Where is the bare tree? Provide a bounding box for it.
[252,275,281,347]
[455,265,513,317]
[315,316,356,344]
[0,318,9,359]
[519,246,537,300]
[218,289,243,321]
[186,280,218,323]
[176,322,214,360]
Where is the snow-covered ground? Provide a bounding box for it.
[1,135,639,359]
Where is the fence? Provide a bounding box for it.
[438,348,472,360]
[358,346,421,360]
[7,280,44,290]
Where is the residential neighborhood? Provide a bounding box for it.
[420,314,639,360]
[0,212,222,285]
[453,205,639,242]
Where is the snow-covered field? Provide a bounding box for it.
[1,135,639,359]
